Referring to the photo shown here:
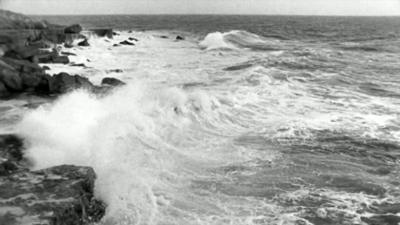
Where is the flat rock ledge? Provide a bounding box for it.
[0,135,106,225]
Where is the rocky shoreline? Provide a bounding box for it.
[0,9,120,224]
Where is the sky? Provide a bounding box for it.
[1,0,400,16]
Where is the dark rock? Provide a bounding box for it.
[176,35,185,40]
[64,43,74,48]
[52,55,70,64]
[106,69,123,73]
[20,72,42,88]
[64,24,83,34]
[101,77,125,87]
[112,32,119,36]
[2,57,43,73]
[51,73,94,93]
[0,134,25,176]
[78,39,90,47]
[128,37,139,42]
[160,35,168,39]
[0,165,106,225]
[42,65,50,70]
[113,44,120,47]
[61,51,77,56]
[90,29,113,39]
[71,63,86,67]
[0,81,9,97]
[119,40,135,46]
[361,215,400,225]
[0,60,23,91]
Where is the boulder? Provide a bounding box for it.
[176,35,185,41]
[78,39,90,47]
[64,43,74,48]
[101,77,125,87]
[119,40,135,46]
[0,135,25,176]
[64,24,83,34]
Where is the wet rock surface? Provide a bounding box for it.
[0,134,106,225]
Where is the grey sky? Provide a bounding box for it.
[1,0,400,15]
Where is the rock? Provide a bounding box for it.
[61,51,77,56]
[20,72,42,89]
[106,69,123,73]
[0,165,106,225]
[78,39,90,47]
[112,44,120,47]
[0,134,25,176]
[176,35,185,40]
[112,32,119,36]
[51,73,93,93]
[71,63,86,67]
[64,43,74,48]
[101,77,125,87]
[128,37,138,42]
[64,24,82,34]
[0,81,9,97]
[160,35,169,39]
[0,63,23,91]
[119,40,135,46]
[42,65,50,70]
[52,55,70,64]
[2,57,43,74]
[90,29,113,39]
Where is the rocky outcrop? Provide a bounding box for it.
[101,77,126,87]
[0,135,106,225]
[176,35,185,41]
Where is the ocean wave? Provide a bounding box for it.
[199,30,280,51]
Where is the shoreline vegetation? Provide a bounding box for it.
[0,9,122,224]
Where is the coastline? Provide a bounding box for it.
[0,9,120,224]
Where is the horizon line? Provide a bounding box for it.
[29,13,400,17]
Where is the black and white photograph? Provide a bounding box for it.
[0,0,400,224]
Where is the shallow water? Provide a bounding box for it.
[4,16,400,224]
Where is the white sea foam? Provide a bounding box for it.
[13,29,400,224]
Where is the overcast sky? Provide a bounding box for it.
[1,0,400,15]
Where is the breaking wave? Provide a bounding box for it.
[199,30,280,51]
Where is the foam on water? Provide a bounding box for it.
[12,28,400,224]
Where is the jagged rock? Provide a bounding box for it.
[64,24,82,34]
[176,35,185,40]
[0,165,106,225]
[78,39,90,47]
[101,77,125,87]
[128,37,138,42]
[2,57,43,74]
[119,40,135,46]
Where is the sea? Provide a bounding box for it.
[3,15,400,225]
